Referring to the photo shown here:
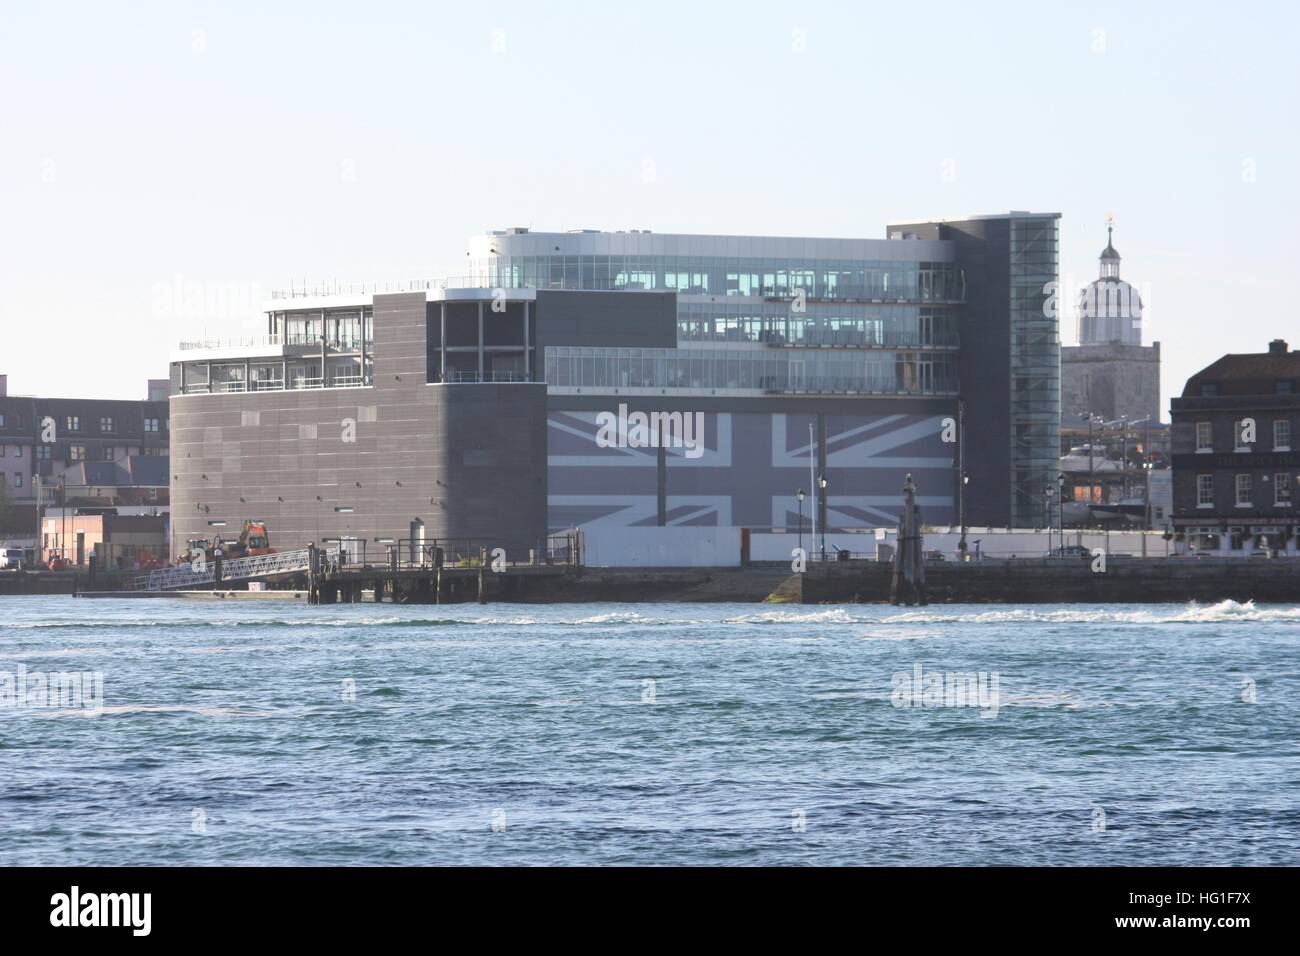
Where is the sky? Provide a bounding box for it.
[1,0,1297,406]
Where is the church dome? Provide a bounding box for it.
[1077,218,1142,346]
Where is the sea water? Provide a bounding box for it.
[1,596,1296,865]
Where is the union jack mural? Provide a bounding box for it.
[547,408,956,531]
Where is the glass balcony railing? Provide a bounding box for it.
[544,346,958,396]
[178,334,369,351]
[268,270,967,304]
[181,374,369,395]
[440,371,538,384]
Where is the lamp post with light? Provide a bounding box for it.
[818,475,828,560]
[796,489,806,554]
[1045,483,1055,554]
[1143,460,1154,531]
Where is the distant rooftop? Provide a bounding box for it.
[885,211,1062,226]
[1181,340,1300,397]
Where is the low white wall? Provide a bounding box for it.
[582,526,742,567]
[748,531,877,562]
[579,526,1178,567]
[748,527,1173,560]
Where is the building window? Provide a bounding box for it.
[1274,420,1291,451]
[1200,383,1219,397]
[1196,422,1212,452]
[1277,381,1295,395]
[1197,474,1214,507]
[1235,474,1252,507]
[0,414,5,428]
[1234,421,1252,451]
[37,445,51,460]
[100,416,114,433]
[144,418,160,433]
[13,473,22,488]
[13,445,21,458]
[68,445,86,462]
[65,416,81,432]
[1277,474,1293,507]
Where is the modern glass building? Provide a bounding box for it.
[887,213,1062,529]
[168,213,1060,557]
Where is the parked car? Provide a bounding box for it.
[0,547,27,570]
[1048,545,1092,559]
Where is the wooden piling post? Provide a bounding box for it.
[307,544,318,605]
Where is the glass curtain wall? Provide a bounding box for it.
[1009,216,1062,528]
[473,257,963,303]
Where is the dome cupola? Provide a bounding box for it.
[1077,215,1142,346]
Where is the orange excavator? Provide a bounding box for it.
[230,520,274,559]
[175,521,274,565]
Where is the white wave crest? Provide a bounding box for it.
[725,608,858,625]
[879,600,1300,626]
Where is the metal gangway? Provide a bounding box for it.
[128,548,322,592]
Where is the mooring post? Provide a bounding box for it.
[435,566,442,605]
[307,543,318,605]
[478,546,487,604]
[890,475,927,606]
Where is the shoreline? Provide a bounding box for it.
[6,557,1300,605]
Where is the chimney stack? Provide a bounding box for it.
[1268,339,1289,355]
[0,373,7,397]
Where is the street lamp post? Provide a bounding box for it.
[957,397,967,555]
[1059,472,1067,548]
[1143,461,1154,531]
[796,489,805,555]
[1045,484,1055,553]
[1082,412,1098,524]
[818,475,828,560]
[959,475,970,558]
[1119,416,1130,502]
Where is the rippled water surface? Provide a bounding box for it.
[1,596,1297,865]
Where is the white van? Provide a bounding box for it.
[0,547,27,570]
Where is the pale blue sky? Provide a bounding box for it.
[2,0,1296,405]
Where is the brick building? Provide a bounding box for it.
[1170,339,1299,554]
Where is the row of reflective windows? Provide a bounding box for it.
[0,413,163,434]
[544,347,957,394]
[1195,419,1292,452]
[1196,473,1295,508]
[472,257,964,301]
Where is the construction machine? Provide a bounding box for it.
[226,520,274,560]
